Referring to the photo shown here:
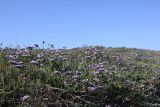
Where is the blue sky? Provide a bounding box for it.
[0,0,160,50]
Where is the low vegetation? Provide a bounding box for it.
[0,44,160,107]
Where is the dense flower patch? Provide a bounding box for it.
[0,45,160,106]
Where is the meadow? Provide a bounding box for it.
[0,44,160,107]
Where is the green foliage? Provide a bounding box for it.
[0,46,160,106]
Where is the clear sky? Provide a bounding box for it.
[0,0,160,50]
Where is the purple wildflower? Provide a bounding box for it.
[16,61,23,65]
[21,95,29,102]
[72,75,81,82]
[63,71,71,75]
[30,60,38,65]
[88,86,97,92]
[98,68,105,72]
[15,64,25,68]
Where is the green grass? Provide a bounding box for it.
[0,46,160,107]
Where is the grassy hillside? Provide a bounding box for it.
[0,45,160,107]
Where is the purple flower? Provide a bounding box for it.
[98,68,105,72]
[37,53,44,58]
[72,75,80,79]
[16,61,23,65]
[6,55,16,59]
[93,71,100,76]
[15,64,25,68]
[88,87,97,92]
[72,75,81,82]
[21,95,29,102]
[63,57,68,60]
[63,71,71,75]
[22,53,30,57]
[30,60,38,65]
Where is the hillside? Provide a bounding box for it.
[0,46,160,107]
